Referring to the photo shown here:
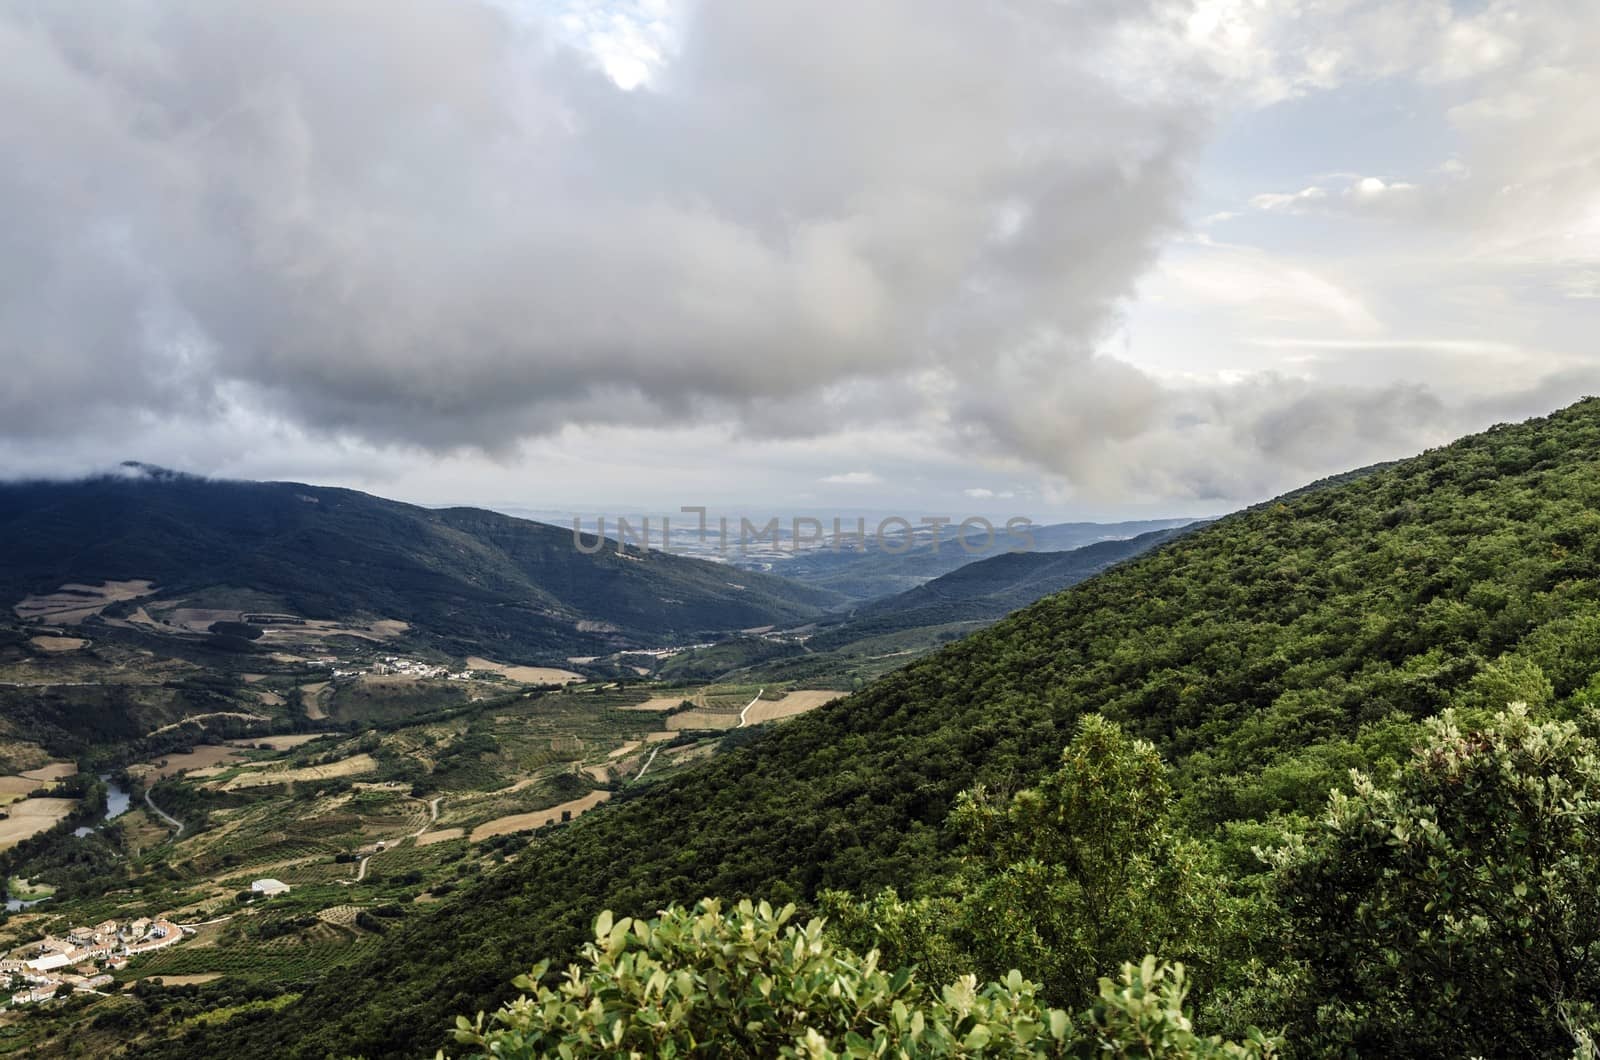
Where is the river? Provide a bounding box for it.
[4,771,134,915]
[5,774,133,910]
[71,773,132,837]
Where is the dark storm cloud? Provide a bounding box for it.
[1,0,1206,458]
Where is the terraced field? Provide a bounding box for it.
[125,923,381,982]
[0,666,807,1021]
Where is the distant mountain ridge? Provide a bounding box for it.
[0,468,842,659]
[757,518,1199,601]
[805,523,1198,651]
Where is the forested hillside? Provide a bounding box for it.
[146,400,1600,1056]
[0,467,840,658]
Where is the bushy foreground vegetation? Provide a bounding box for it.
[445,901,1274,1059]
[449,706,1600,1057]
[95,401,1600,1055]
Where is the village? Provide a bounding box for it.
[0,914,185,1005]
[327,655,474,681]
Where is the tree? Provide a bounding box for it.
[1265,704,1600,1057]
[949,715,1224,1011]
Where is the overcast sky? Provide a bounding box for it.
[4,0,1598,520]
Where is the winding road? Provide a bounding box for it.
[354,794,443,883]
[144,711,269,738]
[411,796,442,837]
[144,790,184,838]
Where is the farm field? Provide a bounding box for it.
[20,764,77,783]
[468,791,611,842]
[0,798,76,848]
[12,580,157,624]
[621,693,705,712]
[0,777,37,804]
[465,656,583,685]
[0,615,856,1048]
[740,689,839,725]
[26,636,86,654]
[228,734,327,750]
[665,710,739,731]
[130,746,245,781]
[216,753,379,790]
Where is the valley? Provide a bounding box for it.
[0,598,857,1053]
[4,404,1582,1058]
[94,399,1600,1060]
[0,467,1194,1055]
[0,469,1232,1053]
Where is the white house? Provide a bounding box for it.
[251,878,291,897]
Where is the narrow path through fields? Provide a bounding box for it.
[144,711,269,738]
[633,746,662,782]
[738,688,765,727]
[409,796,443,838]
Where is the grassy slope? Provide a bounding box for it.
[149,399,1600,1056]
[0,469,841,659]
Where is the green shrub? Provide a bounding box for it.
[1265,704,1600,1057]
[443,900,1277,1059]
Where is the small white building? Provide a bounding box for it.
[24,953,72,973]
[251,878,291,897]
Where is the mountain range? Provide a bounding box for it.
[0,465,842,659]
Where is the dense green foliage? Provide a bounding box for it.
[108,401,1600,1054]
[1266,704,1600,1056]
[444,901,1275,1060]
[0,467,839,659]
[945,717,1222,1012]
[446,705,1600,1058]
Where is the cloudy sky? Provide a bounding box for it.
[4,0,1598,520]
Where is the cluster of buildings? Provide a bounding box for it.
[328,656,472,681]
[3,916,183,1004]
[616,644,713,661]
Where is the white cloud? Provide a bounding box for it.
[1250,186,1327,212]
[1351,176,1417,200]
[1158,247,1380,333]
[820,471,883,486]
[1249,175,1420,217]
